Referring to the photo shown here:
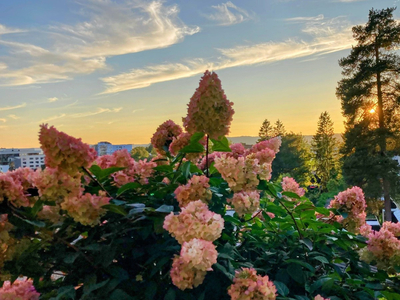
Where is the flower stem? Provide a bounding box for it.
[205,135,209,177]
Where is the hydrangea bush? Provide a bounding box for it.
[0,71,399,299]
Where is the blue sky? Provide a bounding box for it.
[0,0,397,147]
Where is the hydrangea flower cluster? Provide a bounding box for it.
[183,70,234,139]
[0,172,31,208]
[227,268,277,300]
[360,221,400,272]
[281,177,305,198]
[150,120,182,155]
[164,201,223,290]
[39,124,97,175]
[214,155,271,192]
[33,168,82,202]
[170,238,218,290]
[96,149,156,186]
[314,295,330,300]
[60,191,110,226]
[0,278,40,300]
[249,137,281,154]
[169,132,207,161]
[174,175,212,207]
[229,191,260,217]
[328,186,366,234]
[163,200,224,244]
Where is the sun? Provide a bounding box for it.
[369,108,376,114]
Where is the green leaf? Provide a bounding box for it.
[64,252,80,264]
[110,289,134,300]
[154,165,174,173]
[274,281,289,296]
[180,142,205,153]
[117,182,141,196]
[22,219,45,228]
[98,166,126,182]
[103,204,128,216]
[282,191,300,199]
[107,265,129,281]
[164,288,176,300]
[287,263,305,284]
[155,205,174,213]
[30,199,44,217]
[211,137,231,152]
[190,132,205,143]
[182,161,191,179]
[51,285,76,300]
[285,259,315,273]
[315,207,330,216]
[300,238,313,251]
[313,256,329,264]
[89,165,102,177]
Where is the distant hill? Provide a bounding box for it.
[228,134,343,146]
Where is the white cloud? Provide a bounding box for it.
[0,118,6,123]
[0,103,27,111]
[41,113,66,123]
[0,24,25,35]
[286,14,324,22]
[70,107,122,118]
[205,1,251,26]
[0,1,199,86]
[101,16,353,94]
[48,97,58,102]
[8,114,19,120]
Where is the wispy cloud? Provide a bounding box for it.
[41,113,66,123]
[0,103,27,111]
[0,24,25,35]
[101,15,353,94]
[204,2,252,26]
[48,97,58,103]
[70,107,122,118]
[286,14,324,22]
[0,118,6,123]
[0,1,199,86]
[8,114,19,120]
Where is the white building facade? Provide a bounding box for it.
[92,142,133,156]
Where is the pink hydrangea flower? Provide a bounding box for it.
[281,177,305,198]
[61,191,110,226]
[214,155,271,192]
[180,238,218,271]
[183,70,234,139]
[169,132,206,161]
[197,151,224,170]
[33,168,82,202]
[39,124,97,175]
[250,137,282,154]
[314,295,330,300]
[360,222,400,272]
[229,191,260,217]
[0,173,28,207]
[170,256,207,290]
[163,200,224,244]
[174,175,212,207]
[0,278,40,300]
[96,150,156,187]
[229,143,247,158]
[228,268,277,300]
[328,186,366,234]
[151,120,182,155]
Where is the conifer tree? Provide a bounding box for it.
[337,7,400,221]
[311,112,338,191]
[258,119,273,142]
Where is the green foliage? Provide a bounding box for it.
[272,133,312,186]
[131,147,150,161]
[1,131,399,299]
[337,7,400,214]
[311,112,340,191]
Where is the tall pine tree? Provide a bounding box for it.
[258,119,273,142]
[337,7,400,221]
[311,112,338,191]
